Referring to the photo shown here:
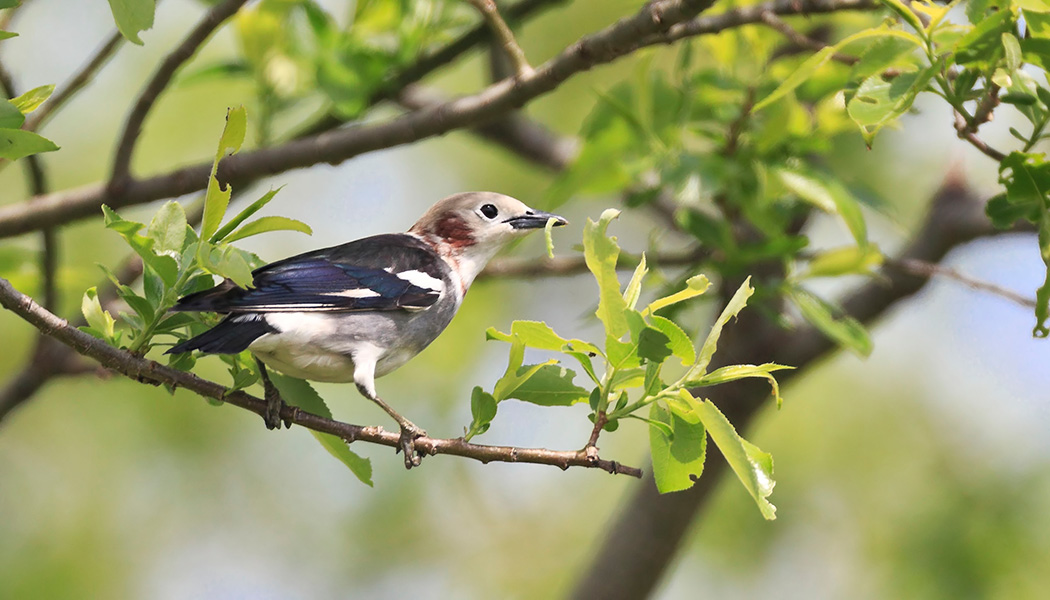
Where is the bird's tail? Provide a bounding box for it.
[166,315,275,355]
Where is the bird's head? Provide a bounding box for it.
[409,191,567,287]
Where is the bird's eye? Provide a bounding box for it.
[480,204,499,219]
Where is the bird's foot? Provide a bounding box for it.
[262,383,286,430]
[396,422,427,469]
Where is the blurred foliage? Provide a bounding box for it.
[2,0,1050,598]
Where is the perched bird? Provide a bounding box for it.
[167,192,567,468]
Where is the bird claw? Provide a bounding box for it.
[396,423,427,469]
[262,385,285,430]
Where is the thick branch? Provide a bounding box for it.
[570,174,1013,600]
[398,84,576,171]
[0,277,640,477]
[0,0,715,238]
[109,0,248,182]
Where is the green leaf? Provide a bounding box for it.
[583,209,629,338]
[690,363,794,409]
[802,245,884,278]
[81,287,117,342]
[0,99,24,128]
[692,277,754,378]
[606,335,641,370]
[211,186,283,243]
[544,216,557,259]
[1035,265,1050,337]
[0,1,19,10]
[878,0,925,33]
[201,106,247,241]
[753,28,922,111]
[645,274,710,314]
[0,31,17,41]
[999,152,1050,223]
[774,166,868,246]
[503,365,589,407]
[106,0,156,45]
[0,128,59,160]
[1003,32,1023,72]
[9,84,54,114]
[102,205,179,287]
[689,396,776,519]
[146,201,187,258]
[1036,209,1050,337]
[486,321,600,355]
[955,8,1014,68]
[789,287,873,357]
[649,400,707,494]
[221,216,312,243]
[218,105,247,160]
[270,374,373,486]
[636,326,672,364]
[846,65,938,145]
[849,36,922,81]
[465,386,498,440]
[648,315,695,366]
[622,253,647,310]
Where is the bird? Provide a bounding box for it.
[166,192,567,468]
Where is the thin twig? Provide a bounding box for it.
[954,110,1007,161]
[465,0,534,78]
[885,256,1037,308]
[109,0,248,183]
[24,30,125,132]
[0,276,641,477]
[968,83,1001,132]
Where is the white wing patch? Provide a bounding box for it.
[395,269,444,293]
[321,288,382,298]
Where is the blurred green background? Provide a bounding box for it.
[1,1,1049,598]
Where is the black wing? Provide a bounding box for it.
[172,234,448,313]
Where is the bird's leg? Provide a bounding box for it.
[351,351,425,469]
[356,383,426,469]
[255,357,287,430]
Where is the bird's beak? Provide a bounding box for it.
[504,210,568,230]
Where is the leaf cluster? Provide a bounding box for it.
[468,209,788,518]
[184,0,471,143]
[81,107,311,364]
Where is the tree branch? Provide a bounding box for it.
[0,0,716,239]
[292,0,567,139]
[0,276,641,477]
[954,110,1007,162]
[109,0,248,183]
[397,84,576,171]
[465,0,534,78]
[570,173,1015,600]
[884,256,1036,309]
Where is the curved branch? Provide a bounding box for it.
[109,0,248,183]
[0,276,640,477]
[0,0,715,238]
